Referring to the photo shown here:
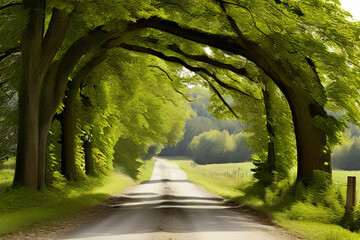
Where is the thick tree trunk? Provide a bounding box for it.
[14,94,40,188]
[13,2,71,189]
[13,1,115,189]
[13,0,45,189]
[290,97,331,184]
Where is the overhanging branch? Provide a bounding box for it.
[202,74,239,118]
[120,43,263,118]
[148,65,175,82]
[148,65,195,103]
[168,44,256,82]
[0,46,21,61]
[217,0,272,39]
[0,2,21,11]
[273,0,304,17]
[119,43,259,100]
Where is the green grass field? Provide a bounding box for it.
[170,158,360,240]
[0,158,155,236]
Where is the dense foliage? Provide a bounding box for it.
[0,3,360,236]
[0,83,17,163]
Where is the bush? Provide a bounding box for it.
[189,130,252,164]
[112,137,148,178]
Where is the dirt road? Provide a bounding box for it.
[60,158,297,240]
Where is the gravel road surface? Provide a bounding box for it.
[59,158,298,240]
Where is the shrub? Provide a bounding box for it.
[189,130,252,164]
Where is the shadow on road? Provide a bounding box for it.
[59,160,277,240]
[140,179,189,184]
[60,192,272,239]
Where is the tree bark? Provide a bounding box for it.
[263,87,276,181]
[13,0,45,189]
[14,3,111,188]
[13,3,72,189]
[37,120,52,188]
[60,51,108,180]
[84,137,95,175]
[289,94,331,184]
[60,112,77,181]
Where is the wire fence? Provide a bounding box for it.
[190,162,253,185]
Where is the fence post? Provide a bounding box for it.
[346,176,356,213]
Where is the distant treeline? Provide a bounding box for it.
[160,87,253,164]
[190,130,253,164]
[332,125,360,170]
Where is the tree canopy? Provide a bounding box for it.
[0,0,359,189]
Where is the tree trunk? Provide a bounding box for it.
[60,109,77,181]
[263,87,276,179]
[84,137,95,175]
[14,94,40,189]
[290,97,331,184]
[60,51,107,180]
[37,119,52,188]
[13,0,45,189]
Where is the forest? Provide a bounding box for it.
[0,0,360,238]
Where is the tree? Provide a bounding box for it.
[1,0,359,188]
[122,0,359,183]
[60,51,108,180]
[8,0,158,188]
[190,130,252,164]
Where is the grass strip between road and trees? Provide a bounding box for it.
[170,158,360,240]
[0,158,155,236]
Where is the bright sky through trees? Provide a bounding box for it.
[340,0,360,20]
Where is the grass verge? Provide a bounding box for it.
[0,158,155,236]
[170,158,360,240]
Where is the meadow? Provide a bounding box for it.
[170,158,360,240]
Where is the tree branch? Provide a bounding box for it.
[0,46,20,61]
[130,17,246,55]
[305,57,323,86]
[203,75,239,118]
[148,65,195,103]
[40,27,121,125]
[148,65,175,81]
[0,2,21,11]
[153,0,192,15]
[273,0,304,17]
[168,44,256,82]
[120,43,259,100]
[129,16,288,95]
[41,8,71,75]
[52,28,120,100]
[217,0,273,40]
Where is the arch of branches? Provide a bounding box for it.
[1,0,359,189]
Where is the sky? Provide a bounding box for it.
[339,0,360,20]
